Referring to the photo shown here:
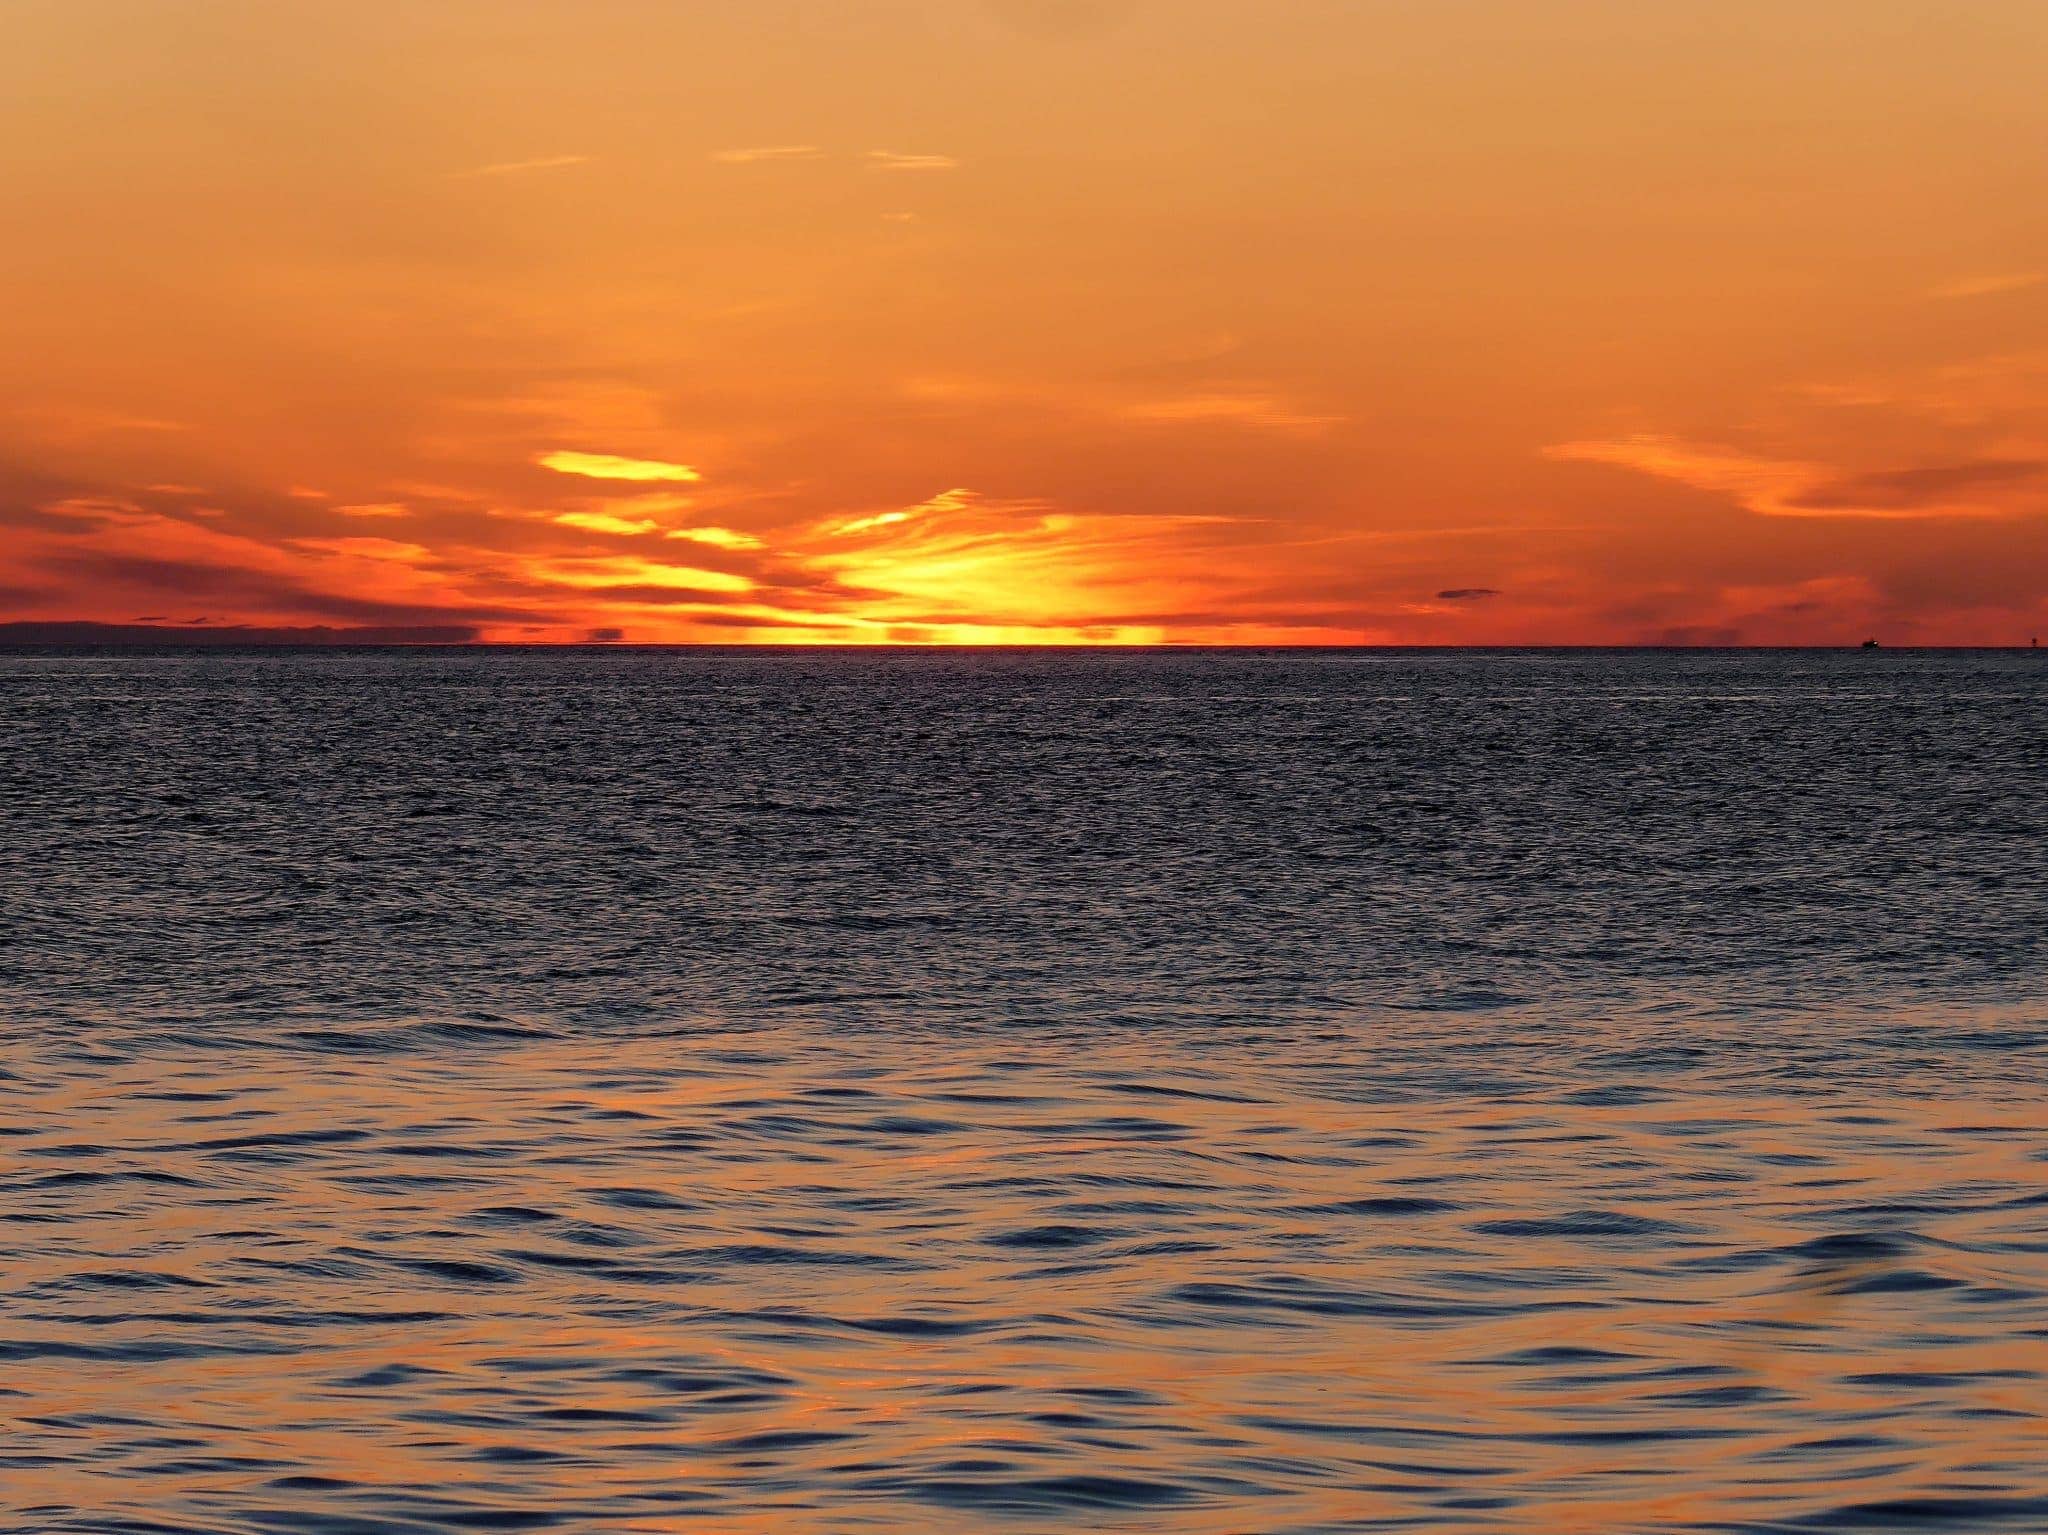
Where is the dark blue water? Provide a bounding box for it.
[7,647,2044,1030]
[1,648,2044,1533]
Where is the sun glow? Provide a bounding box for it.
[2,3,2044,645]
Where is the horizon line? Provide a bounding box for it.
[0,640,2039,654]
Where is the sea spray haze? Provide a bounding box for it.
[2,646,2046,1533]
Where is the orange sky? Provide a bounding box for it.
[3,0,2044,644]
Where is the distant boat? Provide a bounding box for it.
[1860,638,1880,649]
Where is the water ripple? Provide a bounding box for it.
[2,1017,2044,1532]
[3,649,2045,1530]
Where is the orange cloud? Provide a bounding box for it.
[1930,272,2046,300]
[1545,436,2035,520]
[865,151,960,172]
[666,526,763,549]
[537,451,702,484]
[830,488,980,537]
[553,511,661,536]
[527,555,753,596]
[1123,392,1342,432]
[290,536,438,564]
[711,145,824,164]
[455,154,591,179]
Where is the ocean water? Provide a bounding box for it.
[1,646,2044,1534]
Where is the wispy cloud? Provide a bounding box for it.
[455,154,591,179]
[333,502,412,519]
[554,511,660,536]
[1930,272,2046,300]
[0,621,484,645]
[865,151,961,172]
[291,537,438,564]
[666,526,764,549]
[1789,460,2045,512]
[1547,435,2032,519]
[14,405,187,438]
[711,145,825,164]
[1123,392,1342,432]
[527,556,752,595]
[831,487,978,537]
[1436,587,1501,600]
[833,509,915,537]
[15,497,546,627]
[537,450,702,484]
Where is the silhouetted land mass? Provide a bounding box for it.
[0,621,480,646]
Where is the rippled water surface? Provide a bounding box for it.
[3,648,2045,1533]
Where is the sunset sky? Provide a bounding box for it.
[3,0,2044,644]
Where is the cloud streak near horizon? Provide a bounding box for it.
[1,1,2044,645]
[455,154,592,178]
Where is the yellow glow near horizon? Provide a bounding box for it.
[1,2,2043,644]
